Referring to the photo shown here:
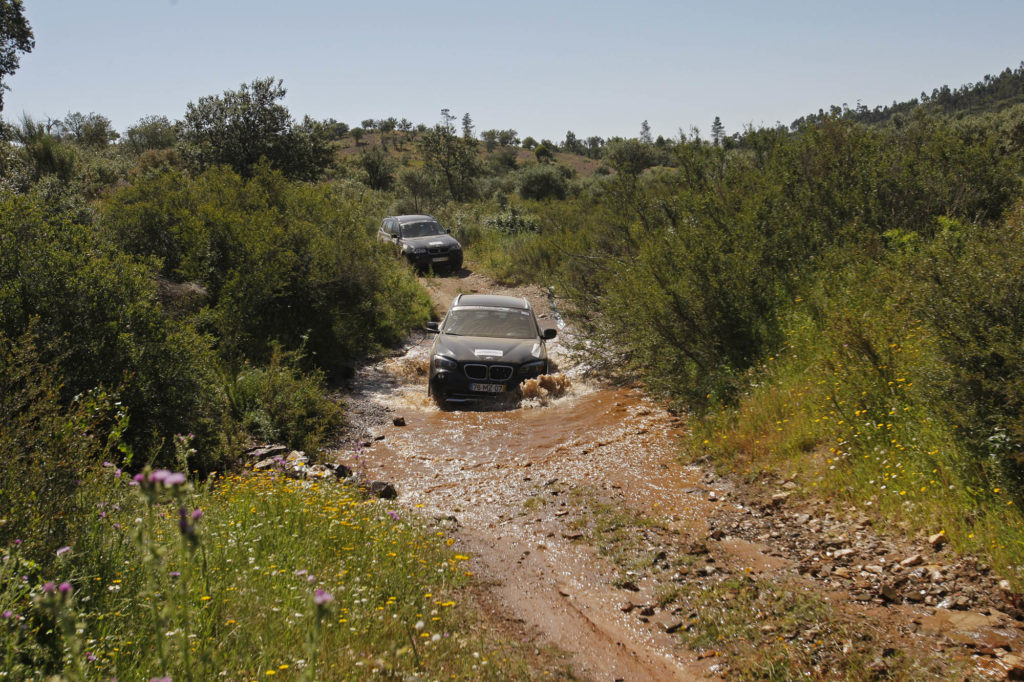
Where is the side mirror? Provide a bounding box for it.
[542,327,557,340]
[425,321,440,333]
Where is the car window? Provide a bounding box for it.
[400,221,445,238]
[442,308,537,339]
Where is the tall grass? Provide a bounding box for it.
[1,463,533,680]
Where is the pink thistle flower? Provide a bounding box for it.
[313,589,333,605]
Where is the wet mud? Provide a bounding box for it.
[329,270,1018,680]
[332,271,721,680]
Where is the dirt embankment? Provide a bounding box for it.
[330,267,1024,681]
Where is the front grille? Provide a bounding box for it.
[489,365,513,381]
[427,245,449,255]
[464,364,513,381]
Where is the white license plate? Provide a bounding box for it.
[432,256,449,262]
[469,383,504,393]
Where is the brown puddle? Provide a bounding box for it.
[340,339,721,681]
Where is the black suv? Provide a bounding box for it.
[378,214,463,272]
[426,294,556,405]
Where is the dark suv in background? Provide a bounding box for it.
[378,215,463,273]
[426,294,556,406]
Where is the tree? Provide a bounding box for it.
[481,129,499,152]
[711,116,725,146]
[418,109,479,201]
[350,127,365,146]
[640,120,653,144]
[0,0,33,112]
[605,138,655,176]
[180,78,332,180]
[534,144,554,163]
[521,136,538,150]
[497,129,520,147]
[357,144,395,190]
[563,130,584,154]
[462,112,474,139]
[60,111,120,148]
[124,115,179,153]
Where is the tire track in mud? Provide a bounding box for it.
[333,270,722,680]
[331,269,1024,681]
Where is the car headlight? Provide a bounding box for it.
[518,360,546,376]
[433,355,458,371]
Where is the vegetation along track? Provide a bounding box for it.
[329,268,1024,681]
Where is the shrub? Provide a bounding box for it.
[0,191,233,469]
[101,164,431,378]
[516,163,568,200]
[227,344,344,453]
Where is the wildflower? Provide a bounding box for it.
[85,651,96,662]
[387,510,399,521]
[56,546,71,557]
[58,582,72,595]
[42,581,56,594]
[313,589,333,606]
[2,610,13,619]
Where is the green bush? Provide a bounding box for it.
[0,328,120,564]
[101,164,432,377]
[227,344,344,453]
[516,163,569,200]
[0,191,233,469]
[905,210,1024,484]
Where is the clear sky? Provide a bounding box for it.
[6,0,1024,142]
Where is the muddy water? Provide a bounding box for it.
[341,333,722,681]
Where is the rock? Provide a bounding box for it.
[919,608,999,635]
[900,554,923,567]
[305,464,333,479]
[833,548,855,560]
[708,491,718,501]
[368,481,398,499]
[373,434,386,441]
[999,653,1024,678]
[253,456,282,471]
[771,492,792,507]
[246,444,289,459]
[392,416,406,427]
[328,463,353,479]
[618,580,641,592]
[285,450,308,465]
[655,616,683,634]
[879,584,901,603]
[929,532,947,549]
[639,605,655,617]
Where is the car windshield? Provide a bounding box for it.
[401,221,445,238]
[442,307,536,339]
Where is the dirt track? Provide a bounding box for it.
[331,268,1024,681]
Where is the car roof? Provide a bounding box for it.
[452,294,530,310]
[391,214,437,224]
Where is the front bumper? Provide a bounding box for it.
[407,250,463,271]
[430,361,545,401]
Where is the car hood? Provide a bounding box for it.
[402,234,461,249]
[435,334,544,364]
